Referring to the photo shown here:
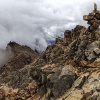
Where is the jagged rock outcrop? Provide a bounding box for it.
[0,42,39,86]
[0,3,100,100]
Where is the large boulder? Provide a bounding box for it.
[85,41,100,61]
[59,72,100,100]
[48,65,77,99]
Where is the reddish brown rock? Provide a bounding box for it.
[0,4,100,100]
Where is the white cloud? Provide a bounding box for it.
[0,0,99,52]
[0,46,14,67]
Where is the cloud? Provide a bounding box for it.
[0,46,14,67]
[0,0,99,52]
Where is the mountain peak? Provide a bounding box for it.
[0,4,100,100]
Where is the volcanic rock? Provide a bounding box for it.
[0,3,100,100]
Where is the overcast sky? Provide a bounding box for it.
[0,0,100,51]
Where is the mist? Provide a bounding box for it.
[0,0,99,51]
[0,0,100,67]
[0,46,14,67]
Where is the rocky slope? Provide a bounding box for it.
[0,4,100,100]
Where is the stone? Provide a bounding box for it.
[52,74,76,99]
[64,30,71,38]
[83,15,94,21]
[27,80,37,95]
[0,4,100,100]
[50,65,77,99]
[93,48,100,55]
[0,89,5,100]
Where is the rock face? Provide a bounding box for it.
[0,4,100,100]
[0,42,39,88]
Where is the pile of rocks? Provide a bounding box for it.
[0,3,100,100]
[83,3,100,32]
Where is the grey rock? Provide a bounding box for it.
[50,65,77,99]
[52,74,76,99]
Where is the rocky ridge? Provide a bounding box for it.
[0,4,100,100]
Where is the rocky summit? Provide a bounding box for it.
[0,4,100,100]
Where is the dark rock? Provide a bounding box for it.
[52,74,76,98]
[48,65,77,99]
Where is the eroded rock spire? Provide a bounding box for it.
[83,3,100,32]
[94,3,97,11]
